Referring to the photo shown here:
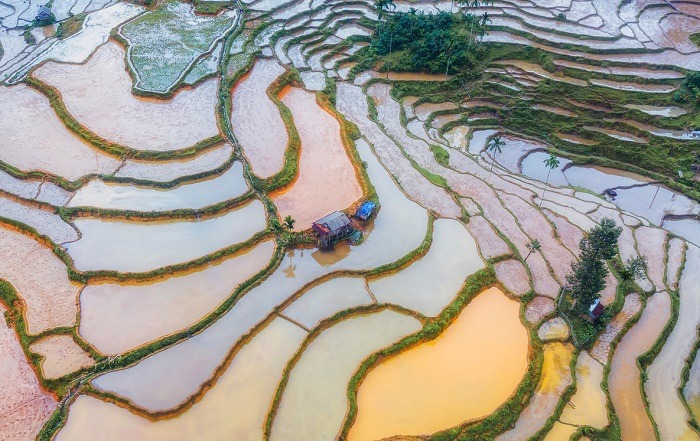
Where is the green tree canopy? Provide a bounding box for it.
[566,218,622,314]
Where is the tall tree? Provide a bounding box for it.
[478,11,491,46]
[567,218,622,314]
[487,135,505,180]
[374,0,395,22]
[466,0,482,51]
[374,0,395,47]
[539,154,560,208]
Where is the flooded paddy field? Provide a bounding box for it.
[3,0,700,439]
[350,288,527,440]
[271,86,362,230]
[32,42,221,152]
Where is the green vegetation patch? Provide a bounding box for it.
[118,0,237,93]
[690,33,700,49]
[370,10,490,74]
[55,13,87,39]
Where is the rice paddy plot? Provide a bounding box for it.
[118,1,238,93]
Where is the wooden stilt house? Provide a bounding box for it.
[312,212,354,248]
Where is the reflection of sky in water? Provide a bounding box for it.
[612,185,700,225]
[521,152,699,236]
[520,151,570,187]
[662,218,700,247]
[564,165,651,194]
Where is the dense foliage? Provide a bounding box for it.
[371,10,488,74]
[567,218,622,314]
[684,72,700,103]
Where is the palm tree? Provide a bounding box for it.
[524,239,541,261]
[478,12,491,46]
[466,0,482,51]
[487,135,505,180]
[540,154,561,208]
[374,0,395,22]
[283,215,296,230]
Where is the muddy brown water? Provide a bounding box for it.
[271,87,362,231]
[270,310,421,441]
[348,287,528,440]
[609,291,671,441]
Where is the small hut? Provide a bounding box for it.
[35,5,52,23]
[582,298,604,324]
[312,212,354,248]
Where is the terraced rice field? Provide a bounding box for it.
[1,0,700,440]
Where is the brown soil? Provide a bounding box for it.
[0,304,57,440]
[30,335,95,380]
[0,228,82,335]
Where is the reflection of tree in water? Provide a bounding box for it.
[283,250,297,278]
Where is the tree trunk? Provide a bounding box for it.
[539,168,552,208]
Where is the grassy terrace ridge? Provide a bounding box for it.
[50,216,436,425]
[0,211,273,284]
[60,189,256,221]
[348,9,700,202]
[382,69,700,201]
[24,75,226,160]
[335,268,548,441]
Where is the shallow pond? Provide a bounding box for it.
[66,200,266,273]
[69,162,248,211]
[496,342,575,441]
[0,84,119,180]
[349,287,528,440]
[612,184,700,225]
[443,125,469,149]
[29,335,94,380]
[0,303,58,441]
[520,151,571,187]
[115,143,233,183]
[685,346,700,424]
[270,310,421,441]
[646,245,700,441]
[281,277,373,329]
[467,129,498,154]
[583,126,648,144]
[559,351,607,428]
[564,164,652,194]
[369,218,484,316]
[624,104,687,117]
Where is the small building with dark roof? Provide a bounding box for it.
[312,211,354,248]
[582,298,604,324]
[35,5,52,23]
